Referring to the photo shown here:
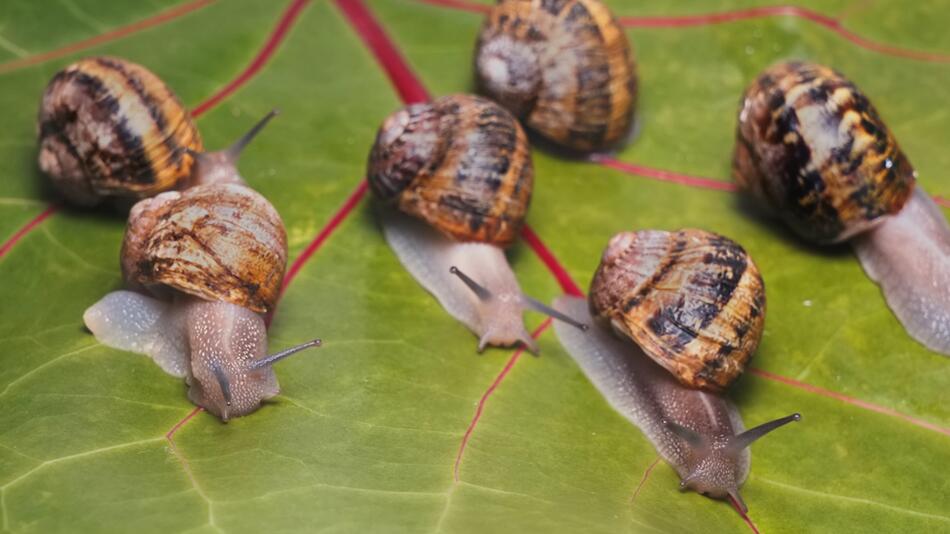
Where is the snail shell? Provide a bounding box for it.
[38,56,202,206]
[121,183,288,314]
[474,0,637,152]
[367,94,533,248]
[589,229,766,392]
[733,61,915,244]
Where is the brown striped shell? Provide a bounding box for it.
[474,0,637,152]
[121,183,288,314]
[733,61,916,244]
[367,94,533,247]
[37,56,202,206]
[589,229,766,392]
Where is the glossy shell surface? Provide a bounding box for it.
[367,94,533,247]
[589,229,766,392]
[475,0,637,152]
[733,61,915,243]
[122,183,288,313]
[37,56,202,205]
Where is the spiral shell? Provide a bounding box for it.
[37,56,202,206]
[367,94,533,247]
[474,0,637,152]
[733,61,916,244]
[589,229,766,392]
[121,183,287,313]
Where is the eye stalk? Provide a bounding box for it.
[664,420,705,449]
[727,412,801,454]
[250,338,323,370]
[449,266,589,332]
[210,362,232,406]
[225,109,280,161]
[210,362,232,422]
[189,109,280,187]
[449,266,491,301]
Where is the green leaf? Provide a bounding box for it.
[1,0,949,532]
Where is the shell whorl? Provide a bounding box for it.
[475,31,541,119]
[475,0,637,152]
[367,103,443,200]
[367,94,533,248]
[122,183,288,313]
[733,61,916,244]
[589,229,766,392]
[37,56,203,206]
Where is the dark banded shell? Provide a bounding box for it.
[733,61,916,244]
[37,56,202,206]
[589,229,766,392]
[121,183,287,314]
[367,94,533,247]
[474,0,637,152]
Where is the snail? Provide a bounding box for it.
[367,94,581,352]
[474,0,637,153]
[552,229,800,510]
[82,183,319,420]
[733,60,950,355]
[37,56,277,206]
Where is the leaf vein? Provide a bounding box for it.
[0,343,99,397]
[755,476,950,523]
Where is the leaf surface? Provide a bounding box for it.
[1,0,948,532]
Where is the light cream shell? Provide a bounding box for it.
[121,183,287,313]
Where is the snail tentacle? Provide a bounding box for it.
[728,413,801,454]
[450,266,590,331]
[190,109,279,187]
[250,339,322,370]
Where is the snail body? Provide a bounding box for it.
[552,229,797,510]
[733,61,950,354]
[84,184,319,420]
[38,56,276,206]
[589,229,766,392]
[369,94,561,352]
[852,188,950,353]
[474,0,637,152]
[554,296,798,512]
